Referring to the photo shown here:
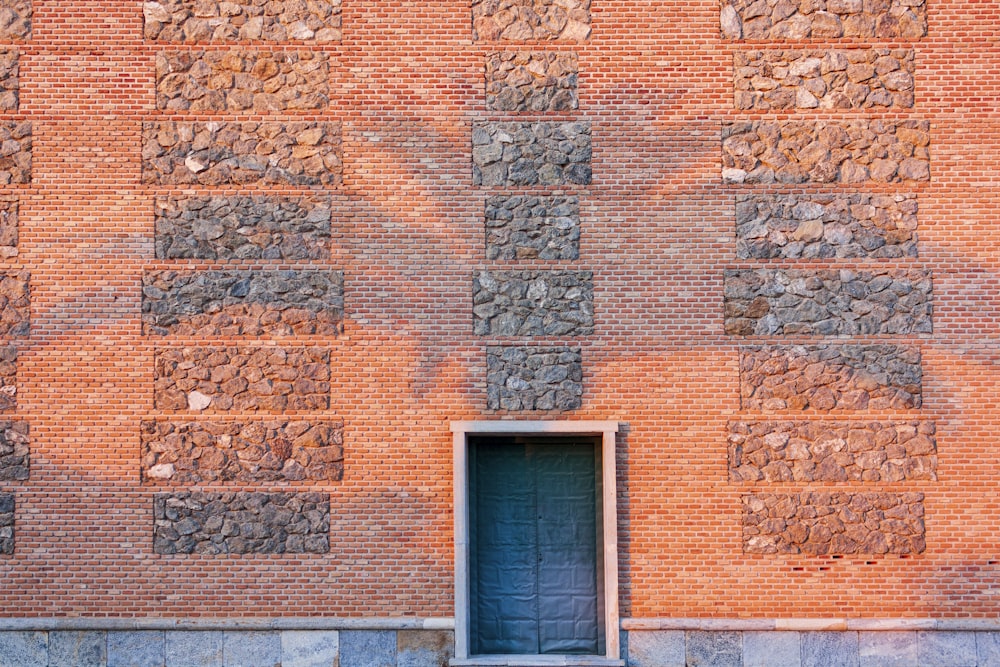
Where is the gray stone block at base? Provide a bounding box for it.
[744,630,801,667]
[397,629,454,667]
[340,630,396,667]
[0,630,47,667]
[801,631,859,667]
[165,631,223,667]
[49,631,108,667]
[918,631,978,667]
[687,630,742,667]
[108,631,165,667]
[281,630,339,667]
[859,631,918,667]
[625,630,685,667]
[978,632,1000,667]
[222,630,280,667]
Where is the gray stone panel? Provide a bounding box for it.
[472,121,591,186]
[474,270,593,337]
[486,194,580,261]
[721,0,926,39]
[339,630,396,667]
[49,631,108,667]
[397,630,453,667]
[0,631,46,667]
[626,630,686,667]
[917,631,977,667]
[0,491,13,554]
[473,0,591,41]
[859,631,918,667]
[144,0,342,42]
[281,631,339,667]
[0,1,30,41]
[744,630,801,667]
[977,632,1000,667]
[222,631,280,667]
[165,631,222,667]
[801,631,859,667]
[0,420,28,480]
[108,631,165,667]
[687,630,742,667]
[486,51,578,112]
[486,345,583,411]
[0,121,29,184]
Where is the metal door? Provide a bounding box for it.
[470,438,600,655]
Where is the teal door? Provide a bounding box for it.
[469,437,601,655]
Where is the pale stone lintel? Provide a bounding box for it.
[621,618,1000,632]
[451,656,623,667]
[0,617,455,632]
[451,420,620,435]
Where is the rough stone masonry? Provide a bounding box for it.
[0,492,11,554]
[472,0,591,41]
[472,121,592,186]
[0,420,28,481]
[720,0,926,40]
[485,194,580,260]
[144,0,342,42]
[485,51,579,112]
[0,120,29,184]
[487,346,583,411]
[473,270,594,337]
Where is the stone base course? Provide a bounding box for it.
[736,193,917,260]
[0,121,29,185]
[141,419,344,483]
[0,1,30,41]
[473,0,591,41]
[722,120,930,184]
[472,121,591,186]
[141,121,342,186]
[474,269,593,337]
[142,269,344,337]
[486,51,579,112]
[0,419,27,481]
[144,0,342,42]
[487,345,582,411]
[156,50,329,112]
[720,0,927,39]
[724,268,932,336]
[735,49,915,110]
[740,344,921,412]
[154,194,331,261]
[728,420,936,483]
[743,492,926,555]
[0,344,15,412]
[154,346,330,413]
[486,194,580,260]
[153,491,329,555]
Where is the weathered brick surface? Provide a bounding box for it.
[0,1,30,41]
[722,120,930,184]
[735,49,915,110]
[472,121,591,186]
[156,50,329,112]
[473,270,593,336]
[743,492,926,555]
[721,0,927,40]
[144,0,342,42]
[0,419,27,481]
[485,194,580,260]
[142,269,344,337]
[0,197,17,259]
[0,492,11,554]
[154,195,331,261]
[141,420,343,483]
[486,346,582,411]
[0,121,29,185]
[724,269,932,336]
[154,347,330,413]
[0,272,26,338]
[0,48,17,111]
[141,121,342,186]
[740,345,922,412]
[728,421,936,483]
[0,344,13,412]
[736,193,918,260]
[153,492,330,555]
[485,51,578,112]
[473,0,591,41]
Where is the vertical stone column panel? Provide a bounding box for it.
[0,121,29,184]
[0,419,27,480]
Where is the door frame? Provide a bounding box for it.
[451,421,620,662]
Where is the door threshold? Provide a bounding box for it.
[451,656,623,667]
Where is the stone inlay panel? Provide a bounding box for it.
[736,193,917,260]
[740,344,921,412]
[144,0,342,42]
[728,420,936,483]
[0,344,13,412]
[0,121,29,184]
[486,52,579,112]
[722,120,930,184]
[735,49,915,110]
[487,345,582,411]
[0,492,11,554]
[0,49,17,111]
[743,492,926,555]
[473,0,591,41]
[153,492,330,555]
[474,270,593,336]
[141,420,343,484]
[154,346,330,413]
[720,0,927,40]
[141,121,342,186]
[486,194,580,260]
[472,121,592,186]
[0,197,17,258]
[142,269,344,337]
[156,50,329,112]
[0,420,27,480]
[0,1,30,41]
[0,271,26,337]
[724,268,932,336]
[154,195,331,261]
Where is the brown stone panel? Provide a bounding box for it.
[142,269,344,337]
[728,420,936,483]
[724,269,932,336]
[141,420,344,484]
[0,120,29,184]
[141,121,342,186]
[156,50,330,112]
[486,194,580,260]
[472,121,591,186]
[144,0,342,42]
[154,346,330,413]
[743,492,926,555]
[0,1,30,41]
[0,49,18,111]
[474,270,593,336]
[736,193,917,260]
[153,492,330,555]
[473,0,591,41]
[0,197,17,258]
[720,0,926,40]
[486,52,579,112]
[487,346,582,411]
[0,271,26,337]
[0,492,11,554]
[722,120,930,184]
[735,49,915,110]
[0,343,13,412]
[0,419,27,480]
[740,344,921,412]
